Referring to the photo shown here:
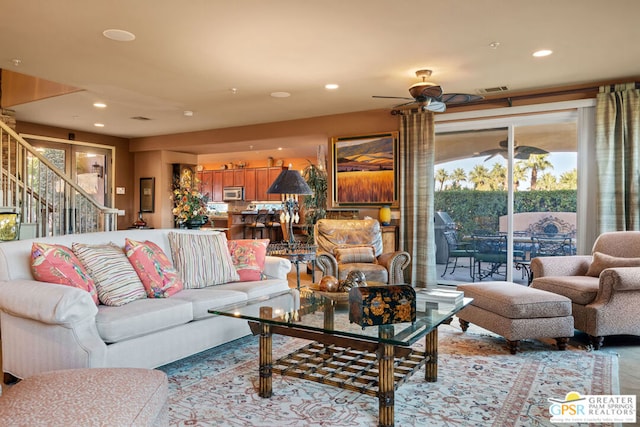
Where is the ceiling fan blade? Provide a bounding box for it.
[372,95,414,100]
[392,100,419,108]
[424,101,446,113]
[440,93,484,105]
[514,146,549,159]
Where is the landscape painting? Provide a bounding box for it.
[332,132,398,205]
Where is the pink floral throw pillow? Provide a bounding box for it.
[125,238,184,298]
[30,242,99,305]
[227,239,269,282]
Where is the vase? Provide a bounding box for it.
[184,218,205,229]
[378,205,391,226]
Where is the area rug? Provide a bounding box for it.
[158,321,619,427]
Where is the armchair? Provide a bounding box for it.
[530,231,640,349]
[314,218,411,285]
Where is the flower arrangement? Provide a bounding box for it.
[172,186,209,224]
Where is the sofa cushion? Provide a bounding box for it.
[220,279,291,300]
[168,232,239,288]
[334,245,377,264]
[531,275,600,305]
[96,298,193,343]
[72,242,147,306]
[586,251,640,277]
[227,239,269,281]
[30,242,99,305]
[125,238,183,298]
[171,288,248,320]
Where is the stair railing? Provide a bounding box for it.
[1,120,118,238]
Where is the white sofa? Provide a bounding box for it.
[0,229,294,382]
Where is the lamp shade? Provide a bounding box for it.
[266,169,313,195]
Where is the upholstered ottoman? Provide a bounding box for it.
[456,281,574,354]
[0,368,168,426]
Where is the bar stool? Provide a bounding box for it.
[266,210,282,242]
[244,209,268,239]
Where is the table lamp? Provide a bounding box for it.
[267,168,313,246]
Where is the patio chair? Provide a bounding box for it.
[440,230,475,278]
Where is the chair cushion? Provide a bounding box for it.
[334,245,376,264]
[30,242,99,305]
[125,238,183,298]
[586,251,640,277]
[72,242,147,306]
[531,275,600,305]
[339,263,388,283]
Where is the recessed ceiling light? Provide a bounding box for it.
[11,58,22,67]
[489,42,500,49]
[271,92,291,98]
[94,123,105,128]
[533,49,553,57]
[103,29,136,42]
[183,110,194,117]
[325,83,339,90]
[93,102,107,108]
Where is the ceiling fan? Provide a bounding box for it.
[373,69,484,113]
[474,139,549,161]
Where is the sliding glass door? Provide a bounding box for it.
[435,112,577,285]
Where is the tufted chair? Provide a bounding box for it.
[314,218,411,285]
[531,231,640,349]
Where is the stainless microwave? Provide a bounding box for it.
[223,186,244,201]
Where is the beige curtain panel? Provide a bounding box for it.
[595,83,640,233]
[399,111,437,288]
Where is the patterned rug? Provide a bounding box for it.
[159,320,619,427]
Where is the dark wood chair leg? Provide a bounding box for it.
[4,372,19,385]
[459,318,470,332]
[555,337,569,351]
[506,339,520,354]
[590,335,604,350]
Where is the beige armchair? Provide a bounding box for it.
[314,218,411,285]
[530,231,640,349]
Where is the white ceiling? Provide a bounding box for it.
[2,0,640,159]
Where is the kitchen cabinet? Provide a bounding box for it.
[205,166,285,202]
[197,170,214,199]
[244,169,257,201]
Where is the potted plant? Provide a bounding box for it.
[172,186,209,229]
[302,161,328,244]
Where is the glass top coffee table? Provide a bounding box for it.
[210,288,472,427]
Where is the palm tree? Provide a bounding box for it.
[450,168,467,189]
[435,168,449,191]
[558,169,578,189]
[468,164,491,190]
[537,173,558,190]
[520,154,553,190]
[489,163,507,190]
[513,162,527,191]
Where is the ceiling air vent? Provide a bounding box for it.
[477,86,509,94]
[131,116,151,121]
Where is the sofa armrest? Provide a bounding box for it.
[377,251,411,284]
[530,255,592,279]
[0,280,98,325]
[599,267,640,293]
[315,251,338,278]
[262,256,292,280]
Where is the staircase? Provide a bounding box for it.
[0,119,118,239]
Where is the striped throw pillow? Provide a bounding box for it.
[72,242,147,306]
[168,231,240,288]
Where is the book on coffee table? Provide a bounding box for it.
[416,288,464,311]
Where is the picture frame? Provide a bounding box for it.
[331,132,398,207]
[140,177,155,213]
